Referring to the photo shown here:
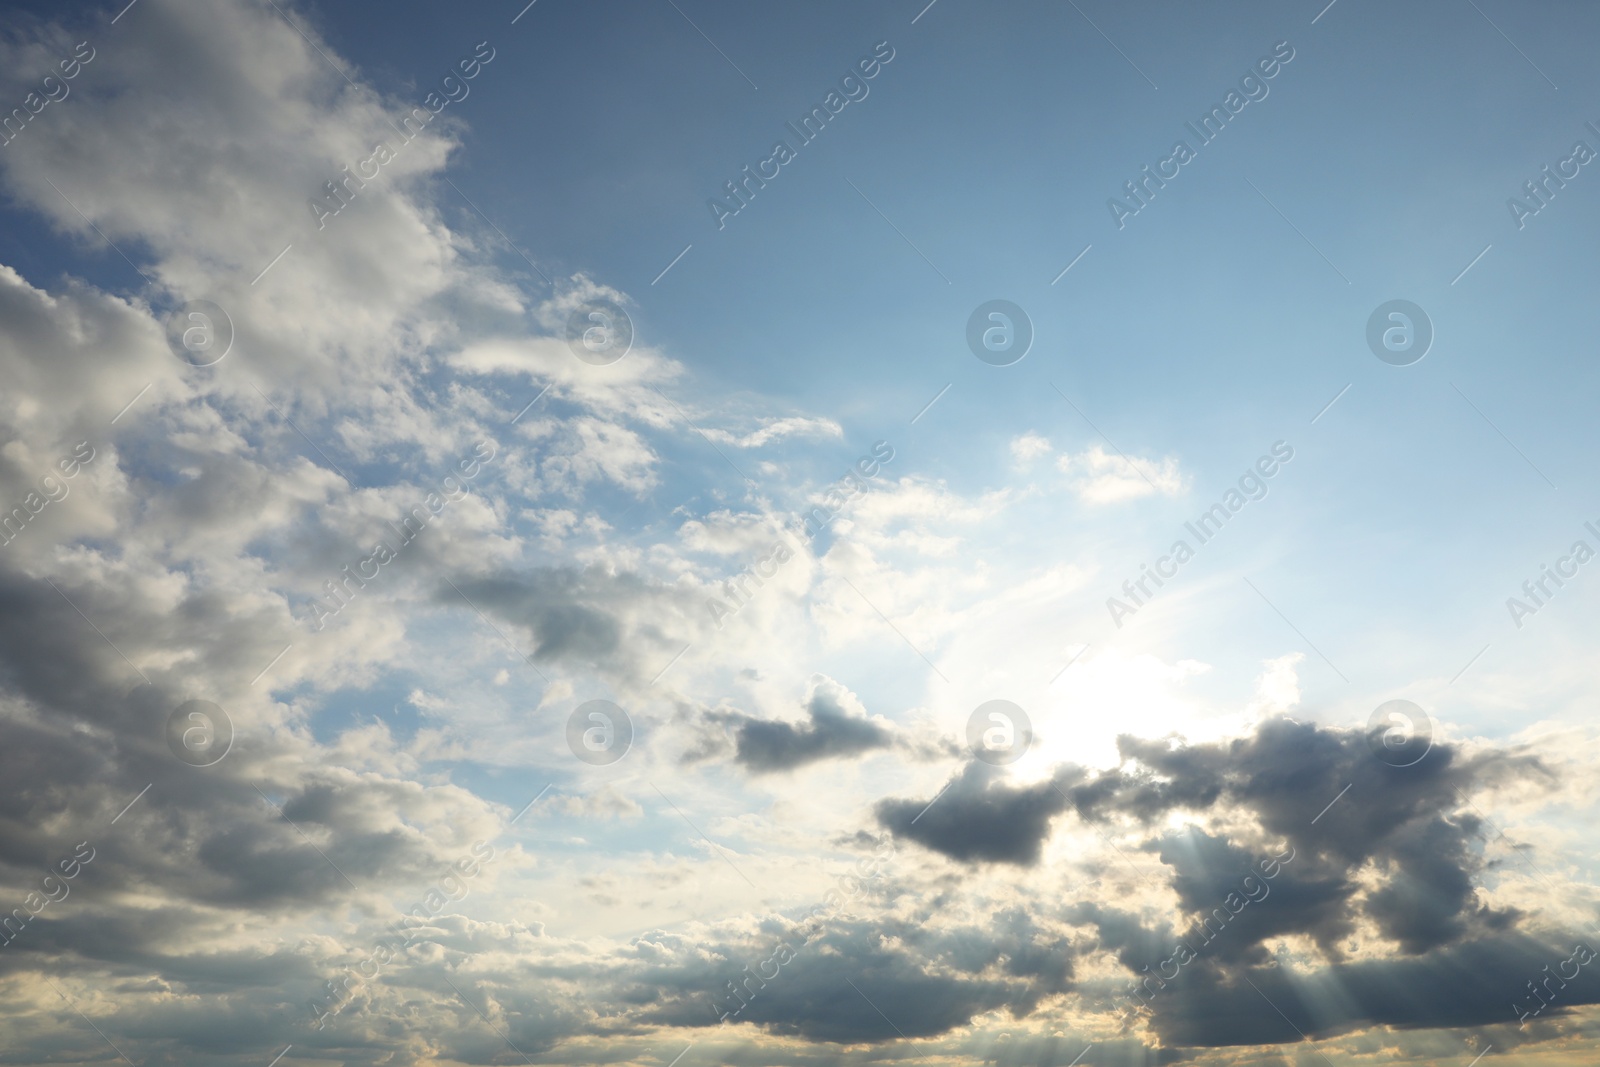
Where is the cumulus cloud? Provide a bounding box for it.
[869,713,1583,1056]
[876,760,1072,866]
[679,677,958,777]
[1139,932,1600,1047]
[721,677,894,773]
[638,910,1075,1043]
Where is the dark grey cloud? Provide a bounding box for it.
[875,760,1071,866]
[727,685,893,773]
[881,717,1546,955]
[639,911,1076,1044]
[442,567,700,683]
[874,714,1568,1050]
[1141,933,1600,1047]
[1084,717,1543,957]
[1149,827,1353,964]
[681,677,953,775]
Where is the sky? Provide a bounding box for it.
[0,0,1598,1065]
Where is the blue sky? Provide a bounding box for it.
[2,1,1600,1065]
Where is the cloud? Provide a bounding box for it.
[0,0,473,400]
[638,909,1075,1044]
[1057,445,1186,504]
[881,716,1552,976]
[1139,933,1600,1047]
[876,760,1072,866]
[1027,716,1568,1048]
[683,677,958,775]
[702,416,844,449]
[549,786,644,820]
[1246,652,1304,717]
[439,565,702,685]
[723,677,894,773]
[1008,435,1185,503]
[1010,432,1053,462]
